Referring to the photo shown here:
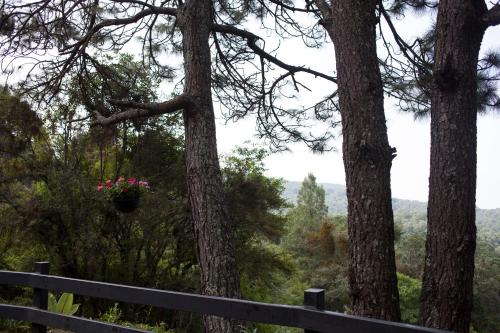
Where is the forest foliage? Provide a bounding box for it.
[1,82,498,332]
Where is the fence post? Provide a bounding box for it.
[32,261,50,333]
[303,288,325,333]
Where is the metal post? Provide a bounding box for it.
[304,288,325,333]
[32,261,50,333]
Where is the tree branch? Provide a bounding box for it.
[483,4,500,27]
[212,24,336,83]
[61,6,178,53]
[311,0,331,19]
[265,0,319,13]
[380,6,431,74]
[93,94,194,126]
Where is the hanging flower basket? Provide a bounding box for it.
[97,176,150,213]
[113,193,140,213]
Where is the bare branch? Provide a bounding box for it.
[265,0,319,13]
[212,24,336,83]
[67,115,92,123]
[380,6,431,75]
[483,4,500,27]
[62,6,178,53]
[93,94,193,126]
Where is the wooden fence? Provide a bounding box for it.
[0,262,450,333]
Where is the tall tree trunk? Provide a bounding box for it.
[421,1,486,332]
[321,0,400,320]
[178,1,240,332]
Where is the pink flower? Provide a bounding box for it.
[96,181,103,191]
[117,176,125,183]
[128,177,136,185]
[139,181,149,189]
[105,180,112,188]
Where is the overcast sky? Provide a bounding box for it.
[215,9,500,209]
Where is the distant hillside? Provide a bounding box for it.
[283,181,348,214]
[283,181,500,245]
[283,180,430,215]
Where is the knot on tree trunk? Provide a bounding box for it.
[434,55,461,92]
[356,140,396,166]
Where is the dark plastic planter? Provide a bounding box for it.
[113,194,140,213]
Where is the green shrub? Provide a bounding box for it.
[100,303,174,333]
[397,273,421,324]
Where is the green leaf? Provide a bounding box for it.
[69,304,80,316]
[56,293,73,315]
[48,293,57,312]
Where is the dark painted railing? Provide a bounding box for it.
[0,262,449,333]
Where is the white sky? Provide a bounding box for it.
[215,9,500,209]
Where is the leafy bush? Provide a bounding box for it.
[100,303,174,333]
[397,273,421,324]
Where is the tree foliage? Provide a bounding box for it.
[379,0,500,117]
[0,67,293,332]
[0,0,339,151]
[283,175,349,312]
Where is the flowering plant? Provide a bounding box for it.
[96,176,150,199]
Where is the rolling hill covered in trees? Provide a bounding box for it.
[283,181,500,248]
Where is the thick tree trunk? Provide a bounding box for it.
[178,1,240,332]
[420,1,486,332]
[322,0,400,320]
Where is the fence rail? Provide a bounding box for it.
[0,262,449,333]
[0,305,149,333]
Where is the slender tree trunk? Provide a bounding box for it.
[178,1,240,332]
[421,1,486,332]
[322,0,400,320]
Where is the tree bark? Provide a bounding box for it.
[321,0,400,320]
[178,1,240,332]
[421,1,486,332]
